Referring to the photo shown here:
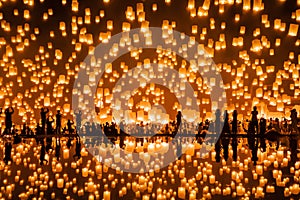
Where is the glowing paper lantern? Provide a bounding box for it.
[57,179,64,188]
[288,24,299,36]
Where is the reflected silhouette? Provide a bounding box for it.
[248,136,258,165]
[55,138,61,161]
[222,136,230,161]
[4,142,12,165]
[232,136,238,161]
[56,110,62,134]
[232,110,238,135]
[73,137,82,160]
[40,141,48,165]
[215,138,221,163]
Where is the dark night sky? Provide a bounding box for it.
[0,0,299,124]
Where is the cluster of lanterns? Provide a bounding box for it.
[0,0,299,199]
[0,0,298,127]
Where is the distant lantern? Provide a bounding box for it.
[251,39,262,52]
[24,10,30,19]
[152,3,157,11]
[107,20,113,30]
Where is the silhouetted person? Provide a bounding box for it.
[215,109,221,134]
[56,110,62,134]
[27,125,32,135]
[85,122,92,136]
[35,123,42,135]
[21,123,27,135]
[251,106,259,134]
[196,122,206,139]
[267,118,273,130]
[232,110,238,135]
[274,118,280,133]
[40,107,49,133]
[232,137,238,161]
[75,110,82,133]
[62,126,67,134]
[248,121,255,136]
[40,142,48,165]
[4,107,14,133]
[46,116,54,135]
[67,119,74,134]
[73,137,81,160]
[283,118,288,133]
[291,109,298,134]
[119,121,126,136]
[3,142,12,165]
[55,138,61,161]
[92,122,97,135]
[176,111,182,128]
[103,122,110,136]
[259,117,267,135]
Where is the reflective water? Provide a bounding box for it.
[0,134,299,199]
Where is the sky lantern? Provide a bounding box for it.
[251,39,263,52]
[288,24,299,36]
[23,10,30,19]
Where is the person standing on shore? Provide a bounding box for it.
[40,107,49,134]
[290,109,298,134]
[232,110,238,135]
[176,111,182,129]
[56,110,62,134]
[251,106,259,134]
[5,107,14,134]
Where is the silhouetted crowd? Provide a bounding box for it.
[0,106,299,166]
